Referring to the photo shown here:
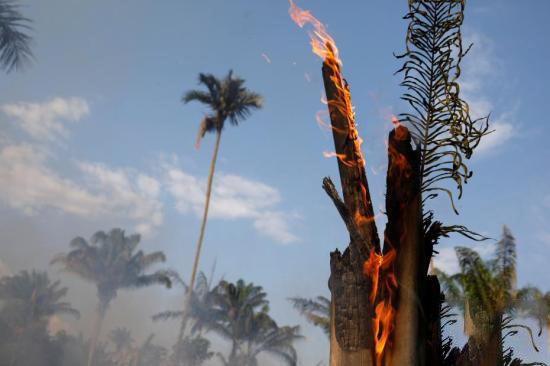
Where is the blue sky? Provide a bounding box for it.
[0,0,549,364]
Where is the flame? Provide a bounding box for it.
[374,301,395,366]
[288,0,364,169]
[288,0,341,65]
[364,249,397,366]
[289,3,394,364]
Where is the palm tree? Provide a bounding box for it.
[211,279,302,366]
[51,228,172,366]
[153,271,218,364]
[153,271,218,334]
[435,226,543,364]
[238,312,302,366]
[0,0,33,72]
[0,270,79,366]
[180,70,262,343]
[172,334,214,366]
[0,270,79,331]
[288,296,330,337]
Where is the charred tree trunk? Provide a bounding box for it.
[322,63,444,366]
[382,126,423,366]
[321,57,379,366]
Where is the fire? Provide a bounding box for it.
[364,249,397,366]
[289,2,395,365]
[288,0,342,65]
[288,0,364,169]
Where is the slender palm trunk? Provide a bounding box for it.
[177,129,222,345]
[87,301,107,366]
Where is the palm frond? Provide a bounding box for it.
[397,0,489,241]
[0,0,32,72]
[183,70,262,142]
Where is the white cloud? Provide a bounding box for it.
[165,164,298,244]
[475,121,515,154]
[78,163,164,236]
[1,97,89,142]
[0,144,105,216]
[433,242,496,274]
[461,31,517,154]
[0,143,163,235]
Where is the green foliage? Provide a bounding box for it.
[183,70,263,145]
[397,0,489,241]
[288,296,330,337]
[0,0,32,72]
[436,226,546,363]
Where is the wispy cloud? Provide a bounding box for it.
[0,143,164,235]
[433,242,496,274]
[0,97,163,235]
[1,97,89,142]
[164,162,298,244]
[0,97,298,242]
[77,162,164,235]
[462,31,517,154]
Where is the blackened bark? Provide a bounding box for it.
[321,59,378,365]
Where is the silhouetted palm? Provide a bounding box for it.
[0,270,79,366]
[51,228,172,366]
[0,0,32,72]
[288,296,330,337]
[211,279,302,366]
[180,70,262,344]
[153,271,218,335]
[0,270,79,331]
[172,334,214,366]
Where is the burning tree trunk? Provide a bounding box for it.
[381,126,423,366]
[321,72,443,366]
[321,56,379,366]
[289,2,487,366]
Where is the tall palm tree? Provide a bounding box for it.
[435,226,543,364]
[0,0,32,72]
[288,296,330,337]
[180,70,262,343]
[51,228,172,366]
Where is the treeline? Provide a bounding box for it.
[0,228,303,366]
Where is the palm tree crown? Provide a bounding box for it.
[183,70,262,146]
[0,0,32,72]
[0,270,79,330]
[51,228,172,366]
[51,228,172,308]
[211,279,302,366]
